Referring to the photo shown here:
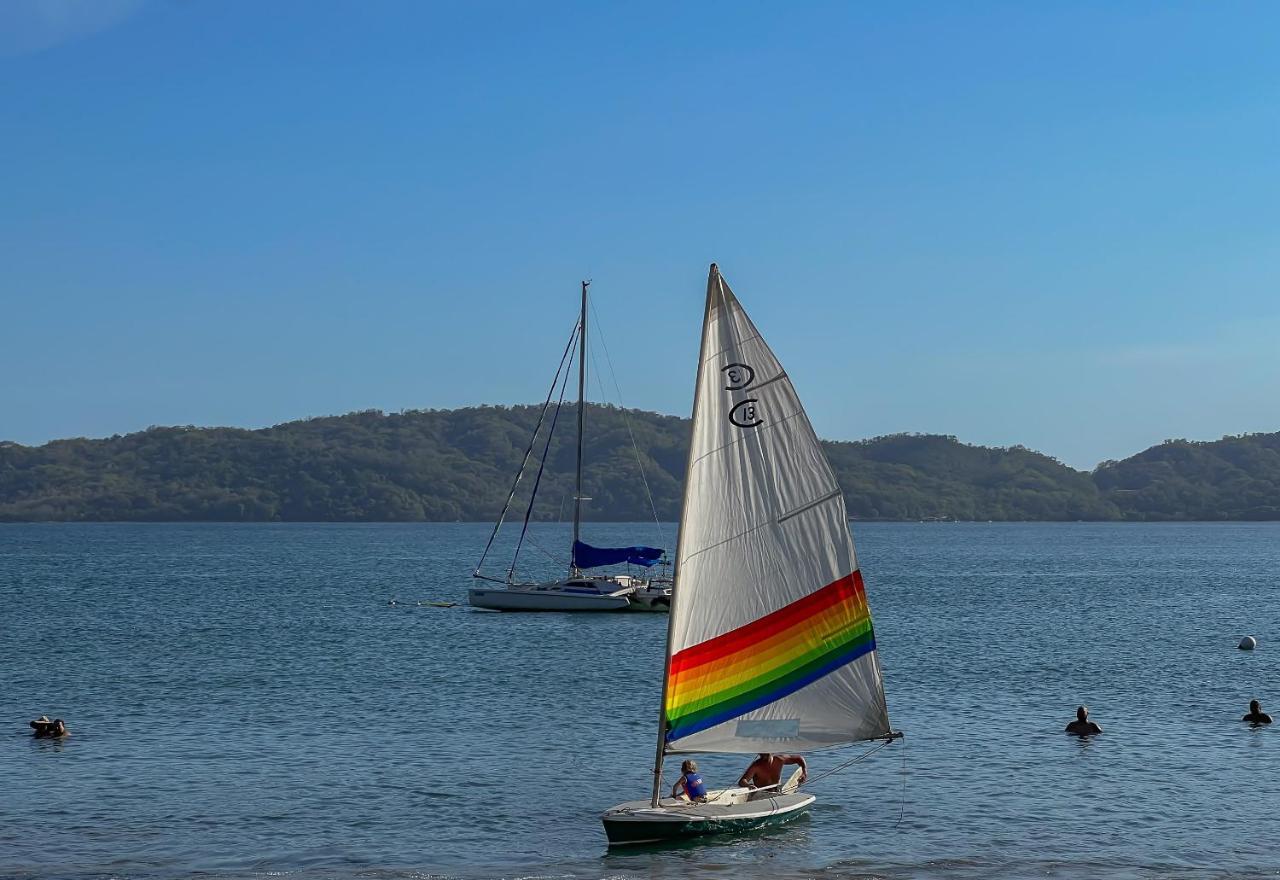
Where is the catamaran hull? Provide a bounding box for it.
[625,588,671,612]
[601,792,815,845]
[467,588,631,612]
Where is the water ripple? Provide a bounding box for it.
[3,522,1280,879]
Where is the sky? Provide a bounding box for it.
[2,1,1278,468]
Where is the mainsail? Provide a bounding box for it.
[661,265,890,754]
[572,541,664,569]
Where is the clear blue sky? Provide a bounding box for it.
[3,1,1278,468]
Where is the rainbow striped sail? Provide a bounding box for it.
[660,265,890,755]
[665,572,876,742]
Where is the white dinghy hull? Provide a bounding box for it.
[602,788,815,845]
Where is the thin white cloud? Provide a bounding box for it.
[1092,315,1280,368]
[0,0,146,58]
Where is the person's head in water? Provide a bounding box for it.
[681,759,698,775]
[1066,705,1102,735]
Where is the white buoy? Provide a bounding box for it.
[1239,636,1257,651]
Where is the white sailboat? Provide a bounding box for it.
[602,264,901,844]
[468,281,667,612]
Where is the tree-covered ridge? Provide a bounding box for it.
[0,406,1277,522]
[826,434,1119,522]
[0,406,687,523]
[1094,433,1280,521]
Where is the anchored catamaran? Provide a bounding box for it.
[601,264,901,844]
[469,281,668,612]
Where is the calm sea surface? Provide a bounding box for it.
[3,522,1280,880]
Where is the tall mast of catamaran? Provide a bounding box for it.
[646,263,893,806]
[570,280,588,576]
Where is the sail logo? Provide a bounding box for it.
[723,362,763,427]
[729,398,764,428]
[721,363,755,390]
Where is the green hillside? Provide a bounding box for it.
[1094,433,1280,520]
[1,405,1277,522]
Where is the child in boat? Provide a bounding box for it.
[671,760,708,802]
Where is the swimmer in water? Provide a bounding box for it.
[29,716,68,738]
[1242,699,1273,725]
[1065,705,1102,736]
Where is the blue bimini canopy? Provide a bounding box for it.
[572,540,664,569]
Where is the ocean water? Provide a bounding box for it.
[2,521,1279,880]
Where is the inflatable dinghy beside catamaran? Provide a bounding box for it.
[602,264,902,846]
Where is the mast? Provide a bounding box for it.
[571,279,588,575]
[649,263,719,806]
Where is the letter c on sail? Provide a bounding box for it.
[722,363,755,391]
[729,398,763,428]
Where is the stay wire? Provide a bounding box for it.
[798,735,908,827]
[510,337,576,580]
[800,737,896,787]
[474,319,580,578]
[586,297,667,549]
[522,527,566,567]
[896,733,908,828]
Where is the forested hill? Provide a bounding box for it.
[1094,433,1280,521]
[0,405,1277,522]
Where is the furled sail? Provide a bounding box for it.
[572,541,664,569]
[663,265,890,754]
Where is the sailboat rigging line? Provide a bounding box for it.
[520,528,564,566]
[510,336,576,581]
[587,296,667,547]
[896,734,908,828]
[571,281,588,569]
[799,735,900,788]
[473,319,581,578]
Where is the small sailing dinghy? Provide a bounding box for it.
[601,264,901,845]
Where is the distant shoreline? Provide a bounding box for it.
[2,405,1277,523]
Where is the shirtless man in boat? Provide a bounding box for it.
[738,753,808,791]
[1065,705,1102,736]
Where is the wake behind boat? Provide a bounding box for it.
[468,281,668,612]
[602,264,901,844]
